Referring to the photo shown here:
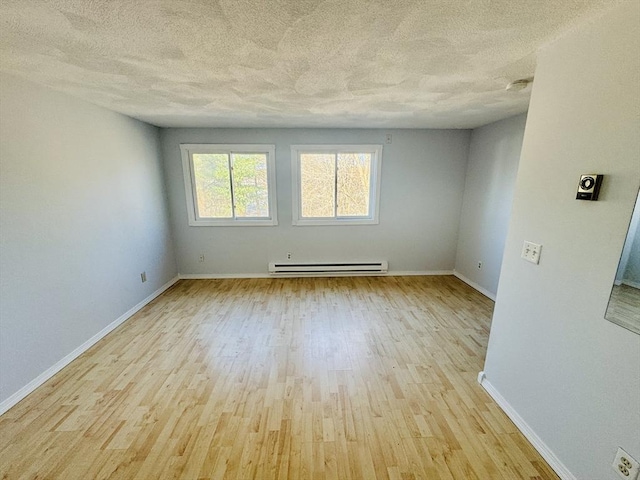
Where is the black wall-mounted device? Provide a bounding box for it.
[576,174,603,201]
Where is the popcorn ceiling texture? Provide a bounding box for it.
[0,0,621,128]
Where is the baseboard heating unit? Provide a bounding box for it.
[268,261,388,276]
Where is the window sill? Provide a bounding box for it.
[292,218,378,226]
[188,219,278,227]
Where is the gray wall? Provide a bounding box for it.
[622,228,640,287]
[616,192,640,287]
[0,74,178,404]
[483,1,640,479]
[161,128,471,275]
[454,114,526,298]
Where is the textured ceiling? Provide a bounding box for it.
[0,0,621,128]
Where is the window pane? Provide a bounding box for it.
[300,153,335,218]
[192,153,232,218]
[337,153,371,217]
[232,153,270,218]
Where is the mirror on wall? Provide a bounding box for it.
[605,189,640,334]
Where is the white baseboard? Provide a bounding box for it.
[453,271,496,300]
[388,270,454,276]
[0,275,180,416]
[477,372,576,480]
[179,270,454,279]
[179,273,271,279]
[621,279,640,289]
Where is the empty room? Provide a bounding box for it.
[0,1,638,479]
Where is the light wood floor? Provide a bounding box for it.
[0,276,559,480]
[605,283,640,333]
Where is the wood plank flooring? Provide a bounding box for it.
[0,276,559,479]
[605,283,640,333]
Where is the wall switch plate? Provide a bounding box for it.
[576,174,603,201]
[521,241,542,264]
[613,447,640,480]
[140,272,147,283]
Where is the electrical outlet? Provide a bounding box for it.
[140,272,147,283]
[385,133,392,144]
[613,448,639,480]
[521,241,542,264]
[287,252,292,260]
[478,261,482,269]
[199,254,205,263]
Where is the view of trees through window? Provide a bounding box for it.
[192,152,269,218]
[300,152,371,218]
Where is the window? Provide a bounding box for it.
[291,145,382,225]
[180,144,277,226]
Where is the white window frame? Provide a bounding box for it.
[180,144,278,226]
[290,144,382,226]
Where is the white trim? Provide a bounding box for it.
[0,276,180,416]
[477,372,577,480]
[179,270,453,279]
[292,218,380,227]
[290,144,382,226]
[184,219,279,227]
[179,273,271,279]
[453,271,497,300]
[180,144,278,227]
[388,270,454,276]
[621,279,640,289]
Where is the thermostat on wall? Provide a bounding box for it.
[576,174,603,201]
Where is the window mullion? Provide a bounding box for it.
[228,152,237,219]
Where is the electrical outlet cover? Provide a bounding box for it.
[613,447,640,480]
[521,241,542,264]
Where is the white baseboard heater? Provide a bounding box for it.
[268,261,388,276]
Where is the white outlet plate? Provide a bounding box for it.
[521,241,542,264]
[613,447,640,480]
